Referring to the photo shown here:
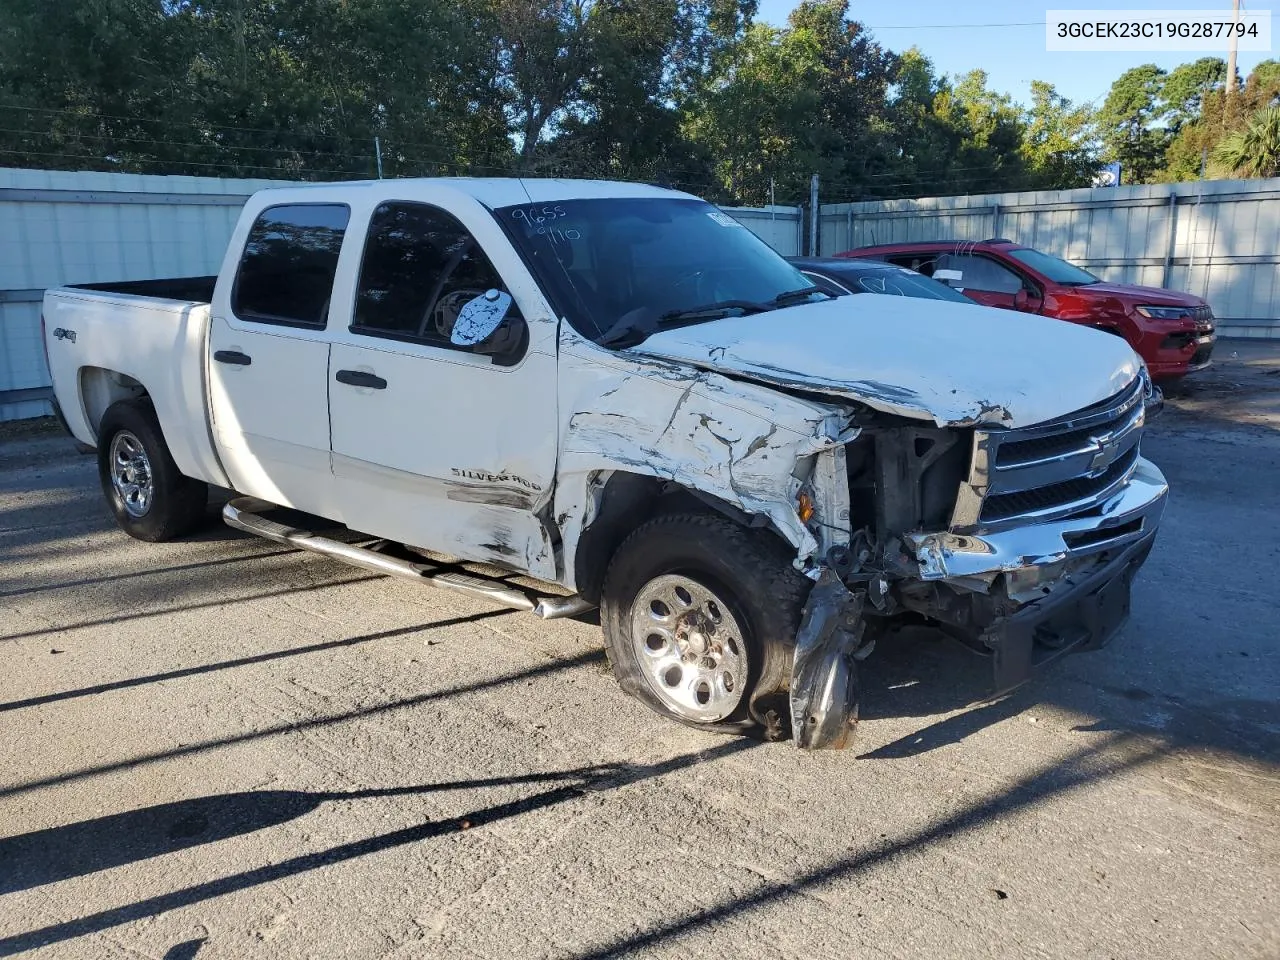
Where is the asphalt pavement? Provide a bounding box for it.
[1,344,1277,959]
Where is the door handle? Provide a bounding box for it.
[335,369,387,390]
[214,350,252,366]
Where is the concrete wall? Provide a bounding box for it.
[818,178,1280,339]
[0,166,802,422]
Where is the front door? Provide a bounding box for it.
[933,253,1027,310]
[207,202,349,519]
[327,199,559,579]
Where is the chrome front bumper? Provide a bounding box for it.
[906,457,1168,583]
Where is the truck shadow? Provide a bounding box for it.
[0,767,626,897]
[857,625,1280,766]
[0,741,756,956]
[0,609,514,714]
[0,735,1163,959]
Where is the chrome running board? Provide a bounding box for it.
[223,497,595,620]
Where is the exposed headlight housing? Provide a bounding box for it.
[1135,305,1191,321]
[1137,362,1162,420]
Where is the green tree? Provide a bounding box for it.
[1213,105,1280,178]
[1020,81,1097,188]
[930,70,1031,193]
[0,0,512,177]
[884,48,963,197]
[535,0,752,183]
[1163,59,1280,181]
[1096,64,1169,183]
[782,0,898,194]
[1160,57,1226,131]
[682,21,826,203]
[491,0,596,168]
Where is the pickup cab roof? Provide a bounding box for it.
[250,177,692,210]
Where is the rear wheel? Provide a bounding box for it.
[600,513,810,739]
[97,399,208,541]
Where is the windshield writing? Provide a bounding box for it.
[495,198,817,344]
[846,269,973,302]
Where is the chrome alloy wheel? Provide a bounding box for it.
[629,574,748,722]
[109,430,154,518]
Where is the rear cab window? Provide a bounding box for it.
[232,203,350,327]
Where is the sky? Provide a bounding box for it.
[757,0,1275,109]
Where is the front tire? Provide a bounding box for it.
[97,399,208,541]
[600,513,810,739]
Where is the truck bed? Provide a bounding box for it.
[41,282,227,489]
[68,276,217,304]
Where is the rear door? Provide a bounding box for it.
[207,202,347,518]
[326,198,560,578]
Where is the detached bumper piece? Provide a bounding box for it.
[985,530,1155,692]
[790,570,867,750]
[223,497,594,619]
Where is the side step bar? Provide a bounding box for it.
[223,497,595,620]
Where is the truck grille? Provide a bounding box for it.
[982,445,1140,523]
[953,377,1146,532]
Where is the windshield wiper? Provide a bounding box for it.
[599,297,789,350]
[768,287,830,307]
[599,300,764,348]
[659,299,770,322]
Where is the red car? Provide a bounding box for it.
[839,239,1216,380]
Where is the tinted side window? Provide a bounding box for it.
[937,254,1022,294]
[886,253,937,276]
[232,204,349,327]
[353,202,511,348]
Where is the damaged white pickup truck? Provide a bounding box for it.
[42,178,1168,749]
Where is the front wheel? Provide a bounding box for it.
[600,513,810,739]
[97,399,208,541]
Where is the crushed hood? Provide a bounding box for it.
[629,295,1141,428]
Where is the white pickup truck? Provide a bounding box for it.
[41,178,1168,748]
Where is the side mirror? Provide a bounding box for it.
[451,290,514,346]
[1015,287,1042,311]
[473,313,527,360]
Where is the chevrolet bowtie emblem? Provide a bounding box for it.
[1088,436,1119,474]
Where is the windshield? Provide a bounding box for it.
[1006,247,1098,285]
[494,197,820,344]
[822,267,974,303]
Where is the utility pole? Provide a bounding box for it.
[374,137,384,179]
[1225,0,1242,121]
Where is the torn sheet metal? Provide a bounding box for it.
[807,443,852,559]
[553,331,858,588]
[628,295,1141,429]
[791,569,866,750]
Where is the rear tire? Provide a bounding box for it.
[97,399,208,541]
[600,513,810,740]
